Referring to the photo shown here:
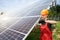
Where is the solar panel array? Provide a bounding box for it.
[0,0,53,40]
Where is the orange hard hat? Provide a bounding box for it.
[41,9,49,16]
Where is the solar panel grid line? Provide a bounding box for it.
[2,34,8,40]
[0,18,23,35]
[6,32,23,40]
[8,17,26,33]
[23,17,40,40]
[24,17,39,29]
[0,21,18,28]
[0,17,21,29]
[18,17,36,33]
[22,15,39,18]
[8,28,26,35]
[9,15,39,19]
[19,19,33,33]
[19,18,33,29]
[0,33,10,40]
[0,29,25,40]
[0,27,6,33]
[9,17,31,31]
[4,31,17,40]
[10,17,39,34]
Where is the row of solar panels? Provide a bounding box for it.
[0,17,39,40]
[6,0,52,17]
[0,0,53,40]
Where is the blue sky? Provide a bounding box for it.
[57,0,60,5]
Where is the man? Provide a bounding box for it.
[39,9,57,40]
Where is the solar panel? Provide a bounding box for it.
[0,0,53,40]
[26,1,52,16]
[0,17,20,27]
[0,29,25,40]
[0,17,39,40]
[10,17,39,34]
[7,0,52,17]
[0,27,6,33]
[0,17,20,33]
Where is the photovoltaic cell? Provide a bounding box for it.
[0,29,25,40]
[0,27,6,33]
[0,17,20,33]
[10,17,39,34]
[0,17,20,28]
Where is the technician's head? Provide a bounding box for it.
[40,9,49,19]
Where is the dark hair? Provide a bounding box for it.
[39,19,46,24]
